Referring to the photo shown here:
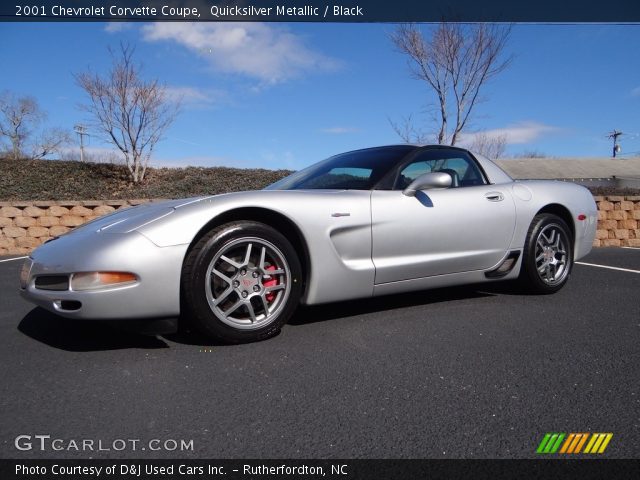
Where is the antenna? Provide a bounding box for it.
[606,130,623,158]
[74,124,89,162]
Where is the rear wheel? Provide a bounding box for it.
[520,213,573,294]
[182,221,302,343]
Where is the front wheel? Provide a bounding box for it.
[181,221,302,343]
[519,213,573,294]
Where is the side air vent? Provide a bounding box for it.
[485,251,521,279]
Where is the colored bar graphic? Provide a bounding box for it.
[544,433,559,453]
[591,434,606,453]
[584,433,614,454]
[536,433,552,454]
[597,433,613,453]
[536,433,565,454]
[583,433,598,453]
[537,433,612,454]
[559,433,575,453]
[550,433,565,453]
[573,433,589,453]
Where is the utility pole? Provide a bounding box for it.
[607,130,623,158]
[74,124,88,162]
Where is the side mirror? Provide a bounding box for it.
[402,172,452,197]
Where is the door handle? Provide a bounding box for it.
[485,192,504,202]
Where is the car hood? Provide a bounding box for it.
[68,197,213,236]
[53,189,369,246]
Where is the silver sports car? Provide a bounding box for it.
[20,145,597,343]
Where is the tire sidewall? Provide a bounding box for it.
[183,222,302,343]
[522,214,574,294]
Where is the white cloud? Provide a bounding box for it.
[163,86,227,109]
[460,122,559,146]
[631,86,640,97]
[141,22,339,84]
[104,22,133,33]
[319,127,361,134]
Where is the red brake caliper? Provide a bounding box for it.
[262,265,278,303]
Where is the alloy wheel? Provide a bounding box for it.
[204,237,291,330]
[534,224,570,286]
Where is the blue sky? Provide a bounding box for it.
[1,22,639,170]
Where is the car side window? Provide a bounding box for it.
[394,150,487,190]
[301,167,373,189]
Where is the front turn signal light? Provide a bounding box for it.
[19,258,33,289]
[71,272,138,291]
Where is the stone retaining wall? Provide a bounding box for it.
[0,200,159,255]
[1,196,639,255]
[593,196,640,247]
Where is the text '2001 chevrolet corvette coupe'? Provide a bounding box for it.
[20,145,597,343]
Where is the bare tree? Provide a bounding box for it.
[0,92,43,159]
[390,23,512,146]
[0,91,70,160]
[31,127,72,160]
[389,113,431,144]
[469,132,507,159]
[75,43,179,183]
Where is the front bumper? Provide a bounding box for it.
[20,231,189,320]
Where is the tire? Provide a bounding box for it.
[181,221,302,343]
[519,213,573,294]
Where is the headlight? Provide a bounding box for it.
[19,258,33,289]
[70,272,138,291]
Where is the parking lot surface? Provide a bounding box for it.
[0,248,638,458]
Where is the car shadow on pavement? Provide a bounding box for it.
[162,329,232,347]
[288,284,502,326]
[18,307,170,351]
[17,282,524,349]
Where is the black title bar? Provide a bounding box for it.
[2,459,640,480]
[4,0,640,22]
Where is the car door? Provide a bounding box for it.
[371,148,516,285]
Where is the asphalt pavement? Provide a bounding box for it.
[0,248,638,459]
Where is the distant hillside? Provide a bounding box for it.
[0,158,292,201]
[0,157,637,201]
[496,157,640,179]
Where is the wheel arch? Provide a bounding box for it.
[535,203,575,242]
[183,207,311,300]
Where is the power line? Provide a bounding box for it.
[606,130,623,158]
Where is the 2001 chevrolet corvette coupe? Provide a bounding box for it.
[20,145,597,343]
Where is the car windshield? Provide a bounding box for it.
[265,146,415,190]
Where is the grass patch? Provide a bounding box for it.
[588,185,640,196]
[0,158,292,200]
